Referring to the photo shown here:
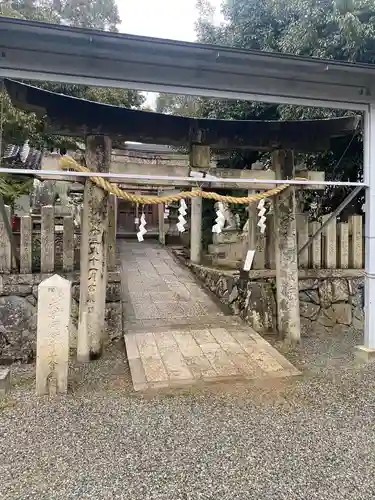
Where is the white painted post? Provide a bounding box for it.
[0,205,11,273]
[41,205,54,273]
[63,216,74,272]
[36,274,71,396]
[20,215,32,273]
[357,103,375,357]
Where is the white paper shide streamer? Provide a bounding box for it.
[137,212,147,242]
[257,199,267,234]
[212,202,226,234]
[176,199,187,233]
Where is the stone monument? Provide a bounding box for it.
[36,274,71,396]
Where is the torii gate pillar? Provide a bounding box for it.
[78,135,111,360]
[273,150,301,344]
[189,145,210,264]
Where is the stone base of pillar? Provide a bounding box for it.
[355,345,375,363]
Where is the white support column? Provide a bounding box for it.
[357,103,375,361]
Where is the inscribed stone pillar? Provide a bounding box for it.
[273,150,300,344]
[108,194,117,271]
[0,205,11,273]
[247,195,257,251]
[20,215,32,273]
[41,205,54,273]
[189,144,210,263]
[36,274,71,396]
[247,193,266,269]
[79,135,111,358]
[190,190,202,263]
[77,311,89,363]
[63,216,74,272]
[158,203,166,245]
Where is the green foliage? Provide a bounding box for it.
[0,0,144,202]
[0,174,33,205]
[194,0,375,214]
[156,93,202,117]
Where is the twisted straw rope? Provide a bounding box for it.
[60,155,290,205]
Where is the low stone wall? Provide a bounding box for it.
[173,250,364,336]
[0,271,123,363]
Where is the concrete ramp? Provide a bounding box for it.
[120,241,299,391]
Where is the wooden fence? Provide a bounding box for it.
[263,213,364,270]
[297,213,363,269]
[0,205,80,274]
[0,204,365,273]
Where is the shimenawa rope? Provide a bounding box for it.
[60,155,291,205]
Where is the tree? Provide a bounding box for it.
[0,0,144,202]
[195,0,375,214]
[156,93,202,117]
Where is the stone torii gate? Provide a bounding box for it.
[4,78,360,354]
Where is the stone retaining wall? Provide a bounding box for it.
[173,251,364,336]
[0,271,123,363]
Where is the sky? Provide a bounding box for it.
[118,0,222,42]
[117,0,223,107]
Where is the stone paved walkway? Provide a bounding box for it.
[120,241,299,391]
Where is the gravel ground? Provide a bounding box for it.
[1,329,375,500]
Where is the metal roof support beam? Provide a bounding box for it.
[0,168,366,187]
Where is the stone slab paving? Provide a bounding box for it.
[120,241,299,390]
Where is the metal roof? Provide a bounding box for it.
[0,17,374,109]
